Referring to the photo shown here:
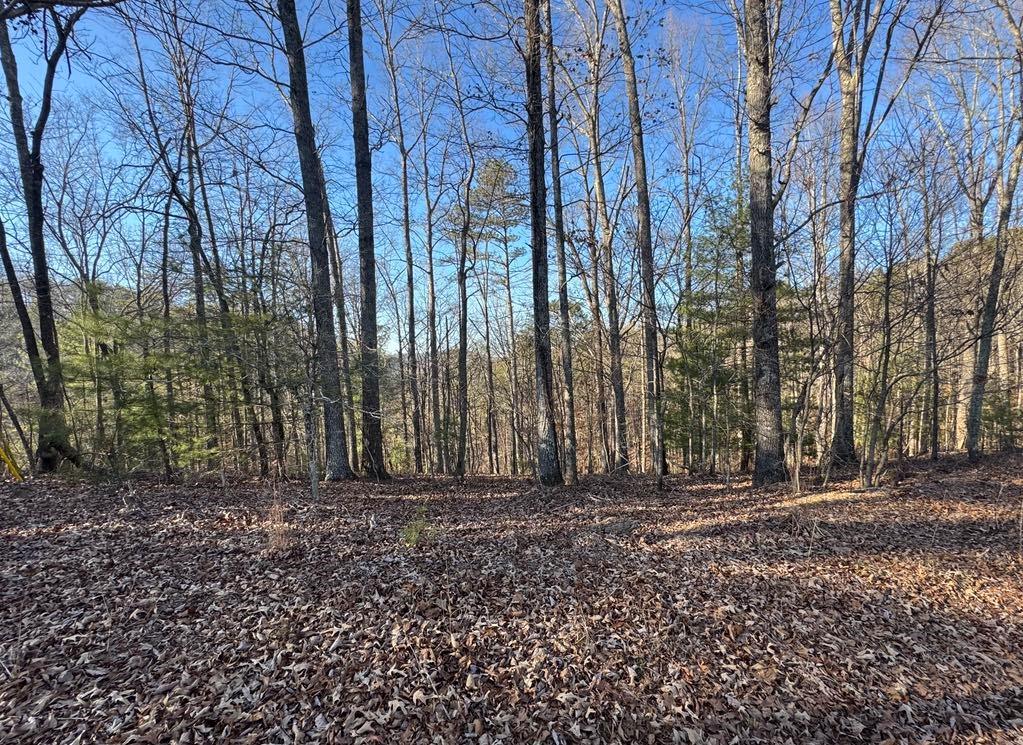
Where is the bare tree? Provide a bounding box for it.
[0,8,87,470]
[277,0,354,480]
[829,0,943,464]
[1,0,119,20]
[546,0,577,484]
[347,0,389,479]
[609,0,663,487]
[963,0,1023,460]
[743,0,786,484]
[525,0,562,486]
[443,31,476,478]
[376,0,424,473]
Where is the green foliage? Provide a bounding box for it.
[401,506,435,548]
[985,392,1022,450]
[662,193,751,471]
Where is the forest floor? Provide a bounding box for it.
[2,457,1023,744]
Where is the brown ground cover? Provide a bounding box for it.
[2,456,1022,743]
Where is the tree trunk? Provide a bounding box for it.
[588,109,629,473]
[455,225,470,477]
[545,0,577,485]
[423,147,445,474]
[277,0,354,480]
[610,0,663,487]
[346,0,388,479]
[503,234,522,475]
[378,6,424,472]
[479,261,500,473]
[924,217,940,460]
[966,142,1023,459]
[325,210,361,473]
[744,0,787,485]
[525,0,563,487]
[831,65,859,465]
[0,16,82,471]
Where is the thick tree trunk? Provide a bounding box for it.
[277,0,354,480]
[834,117,859,466]
[346,0,388,479]
[831,78,859,465]
[744,0,787,485]
[525,0,563,487]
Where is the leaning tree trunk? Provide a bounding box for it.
[966,143,1023,460]
[277,0,354,480]
[610,0,664,488]
[347,0,388,479]
[525,0,563,487]
[0,16,82,471]
[744,0,787,486]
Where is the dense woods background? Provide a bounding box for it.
[1,0,1022,489]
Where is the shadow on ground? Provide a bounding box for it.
[2,455,1022,742]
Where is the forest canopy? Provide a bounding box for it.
[0,0,1021,489]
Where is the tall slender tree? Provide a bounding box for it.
[348,0,389,479]
[545,0,577,485]
[964,0,1023,460]
[377,0,424,472]
[525,0,563,486]
[829,0,942,464]
[610,0,664,487]
[277,0,354,480]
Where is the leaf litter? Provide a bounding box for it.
[2,456,1023,743]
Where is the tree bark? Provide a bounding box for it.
[546,0,577,485]
[610,0,663,487]
[525,0,563,487]
[966,138,1023,459]
[744,0,787,485]
[346,0,388,479]
[0,14,82,471]
[277,0,354,480]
